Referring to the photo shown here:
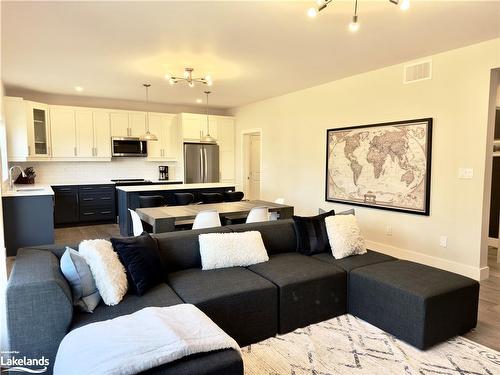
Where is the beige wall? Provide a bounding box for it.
[233,38,500,280]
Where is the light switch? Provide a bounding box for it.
[458,168,473,179]
[439,236,448,248]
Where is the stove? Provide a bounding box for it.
[111,179,153,186]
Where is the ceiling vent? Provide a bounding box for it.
[403,60,432,84]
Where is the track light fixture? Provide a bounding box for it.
[308,0,410,29]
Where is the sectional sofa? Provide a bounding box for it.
[6,219,479,375]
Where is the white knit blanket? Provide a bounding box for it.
[54,304,241,375]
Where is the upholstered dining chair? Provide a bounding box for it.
[246,206,270,224]
[192,210,222,230]
[128,209,144,236]
[138,195,165,208]
[200,193,224,204]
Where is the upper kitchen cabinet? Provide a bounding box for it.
[26,101,51,158]
[180,113,218,141]
[50,106,77,157]
[75,110,111,158]
[110,112,146,137]
[4,97,29,161]
[146,113,180,161]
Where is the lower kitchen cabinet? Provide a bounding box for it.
[53,184,116,226]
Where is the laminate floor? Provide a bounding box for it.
[54,223,120,245]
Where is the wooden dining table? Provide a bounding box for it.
[135,200,294,233]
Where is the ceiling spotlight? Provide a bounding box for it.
[400,0,410,11]
[74,86,84,92]
[307,7,317,18]
[164,73,171,81]
[196,98,202,103]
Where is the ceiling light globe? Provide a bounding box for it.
[400,0,410,11]
[307,8,317,18]
[348,20,360,32]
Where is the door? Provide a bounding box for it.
[203,144,220,183]
[184,143,203,183]
[248,134,261,200]
[129,113,146,137]
[50,107,76,157]
[75,110,94,157]
[110,112,129,136]
[93,111,111,157]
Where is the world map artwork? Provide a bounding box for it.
[326,119,432,214]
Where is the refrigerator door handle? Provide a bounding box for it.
[204,148,208,183]
[200,148,204,182]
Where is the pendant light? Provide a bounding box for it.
[140,83,158,141]
[201,90,217,144]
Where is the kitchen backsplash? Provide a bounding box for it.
[10,159,179,183]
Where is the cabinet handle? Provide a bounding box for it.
[82,212,95,216]
[74,147,77,156]
[101,197,111,200]
[101,211,112,214]
[83,197,95,201]
[94,147,98,156]
[48,147,51,156]
[28,146,31,156]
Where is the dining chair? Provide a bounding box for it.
[270,198,285,220]
[174,192,195,206]
[128,209,144,236]
[224,191,245,202]
[246,206,270,224]
[200,193,224,204]
[192,210,222,230]
[138,195,165,208]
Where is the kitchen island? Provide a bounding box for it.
[117,182,236,235]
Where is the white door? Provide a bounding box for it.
[75,111,94,157]
[110,112,129,137]
[93,111,111,157]
[248,134,261,200]
[50,107,76,157]
[129,113,146,137]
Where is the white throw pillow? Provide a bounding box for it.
[325,214,367,259]
[199,231,269,270]
[79,239,128,306]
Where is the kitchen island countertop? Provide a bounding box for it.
[116,182,235,193]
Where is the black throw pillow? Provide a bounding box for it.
[111,232,164,296]
[293,210,335,256]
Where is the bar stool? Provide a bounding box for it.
[224,191,244,202]
[139,195,165,208]
[174,193,195,206]
[200,193,224,204]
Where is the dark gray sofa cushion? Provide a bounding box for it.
[142,349,243,375]
[247,253,347,333]
[228,219,296,255]
[71,283,183,330]
[313,250,396,272]
[168,267,278,346]
[154,227,232,273]
[349,260,479,349]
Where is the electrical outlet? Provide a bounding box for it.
[386,225,392,236]
[439,236,448,248]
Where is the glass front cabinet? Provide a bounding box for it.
[26,101,51,157]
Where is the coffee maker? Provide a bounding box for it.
[158,166,169,181]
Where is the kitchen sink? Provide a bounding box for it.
[16,187,45,192]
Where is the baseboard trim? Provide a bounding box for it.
[488,237,499,248]
[365,240,488,281]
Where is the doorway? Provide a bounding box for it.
[242,130,262,200]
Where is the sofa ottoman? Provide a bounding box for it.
[168,267,278,347]
[313,250,396,272]
[349,260,479,349]
[248,253,347,333]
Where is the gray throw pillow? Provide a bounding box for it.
[318,208,355,215]
[60,247,101,313]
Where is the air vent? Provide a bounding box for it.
[403,60,432,84]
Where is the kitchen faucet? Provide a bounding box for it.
[9,166,26,191]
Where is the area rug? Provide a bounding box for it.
[242,314,500,374]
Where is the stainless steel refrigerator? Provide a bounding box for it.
[184,143,220,183]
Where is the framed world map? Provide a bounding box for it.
[326,118,433,215]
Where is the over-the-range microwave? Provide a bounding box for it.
[111,137,148,157]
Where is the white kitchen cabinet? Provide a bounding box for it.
[75,110,95,157]
[180,113,217,141]
[93,111,111,157]
[146,113,180,161]
[110,112,146,137]
[50,106,77,157]
[4,97,29,161]
[213,116,235,182]
[26,101,51,158]
[129,113,146,137]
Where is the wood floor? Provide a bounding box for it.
[6,224,500,352]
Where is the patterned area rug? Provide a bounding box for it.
[242,314,500,374]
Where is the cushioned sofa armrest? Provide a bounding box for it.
[6,248,73,372]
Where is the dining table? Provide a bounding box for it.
[135,200,294,233]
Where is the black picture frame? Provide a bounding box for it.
[325,118,433,215]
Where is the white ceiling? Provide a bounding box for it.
[2,1,500,109]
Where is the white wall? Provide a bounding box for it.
[234,38,500,280]
[11,159,180,184]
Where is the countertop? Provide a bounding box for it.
[2,184,55,197]
[116,182,236,193]
[49,180,183,186]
